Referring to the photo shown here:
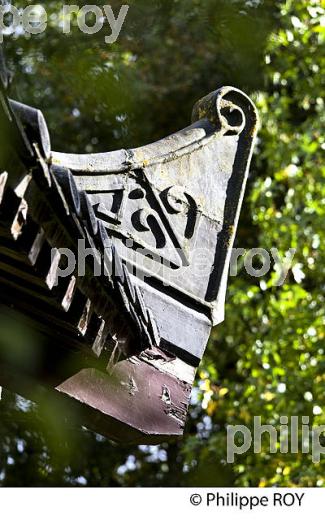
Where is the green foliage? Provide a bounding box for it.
[0,0,324,486]
[187,0,325,487]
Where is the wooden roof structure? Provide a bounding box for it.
[0,46,258,443]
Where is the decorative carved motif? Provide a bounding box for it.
[51,86,258,364]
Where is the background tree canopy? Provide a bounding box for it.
[0,0,324,486]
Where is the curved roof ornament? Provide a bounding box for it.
[0,46,258,442]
